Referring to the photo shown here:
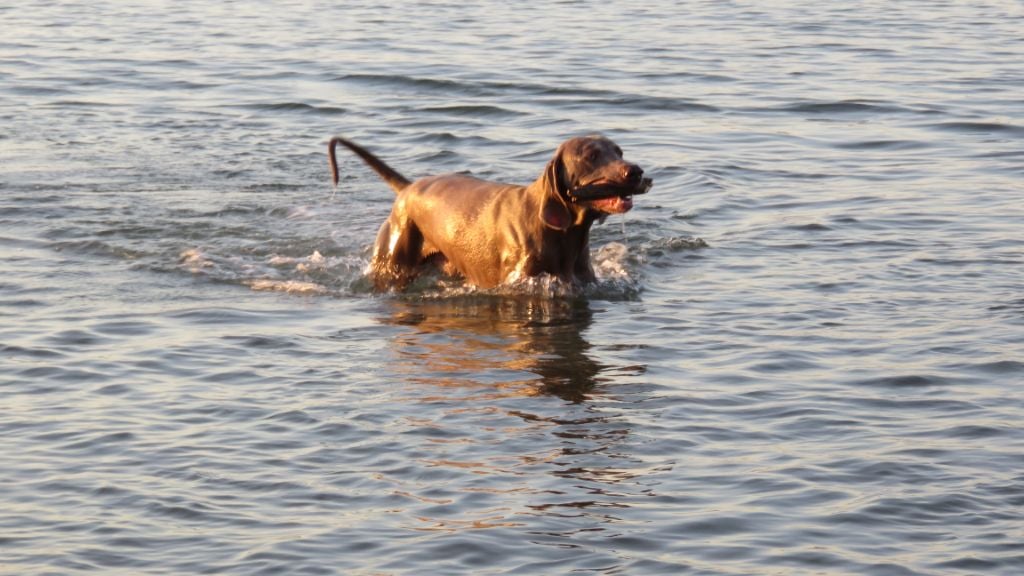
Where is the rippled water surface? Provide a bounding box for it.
[3,1,1024,574]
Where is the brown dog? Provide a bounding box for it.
[328,135,651,290]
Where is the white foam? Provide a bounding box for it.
[246,279,328,295]
[285,205,318,220]
[593,241,633,281]
[179,248,215,273]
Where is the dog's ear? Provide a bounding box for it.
[539,150,572,230]
[540,196,572,230]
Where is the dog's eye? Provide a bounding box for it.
[586,149,600,162]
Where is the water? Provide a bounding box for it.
[2,1,1023,574]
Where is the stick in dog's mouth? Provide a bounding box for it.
[568,177,653,202]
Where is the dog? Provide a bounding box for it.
[328,135,651,290]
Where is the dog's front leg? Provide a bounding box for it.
[369,212,424,291]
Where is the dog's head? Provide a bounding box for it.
[539,136,651,230]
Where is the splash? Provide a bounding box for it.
[592,241,633,282]
[179,241,643,300]
[588,242,642,300]
[402,241,641,301]
[180,248,370,296]
[263,250,370,294]
[245,279,329,295]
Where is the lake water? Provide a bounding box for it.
[2,1,1023,574]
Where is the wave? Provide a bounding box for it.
[854,374,947,388]
[8,84,73,96]
[333,72,492,96]
[419,104,525,118]
[231,102,348,115]
[831,139,930,151]
[50,239,148,260]
[43,100,122,109]
[334,72,719,114]
[767,99,920,115]
[924,121,1024,136]
[562,94,720,113]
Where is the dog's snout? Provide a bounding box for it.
[624,164,643,182]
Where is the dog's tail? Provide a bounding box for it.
[328,136,411,193]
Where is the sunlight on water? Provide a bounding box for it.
[2,0,1023,574]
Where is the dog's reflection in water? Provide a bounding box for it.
[380,296,604,402]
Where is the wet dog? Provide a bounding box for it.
[328,135,651,290]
